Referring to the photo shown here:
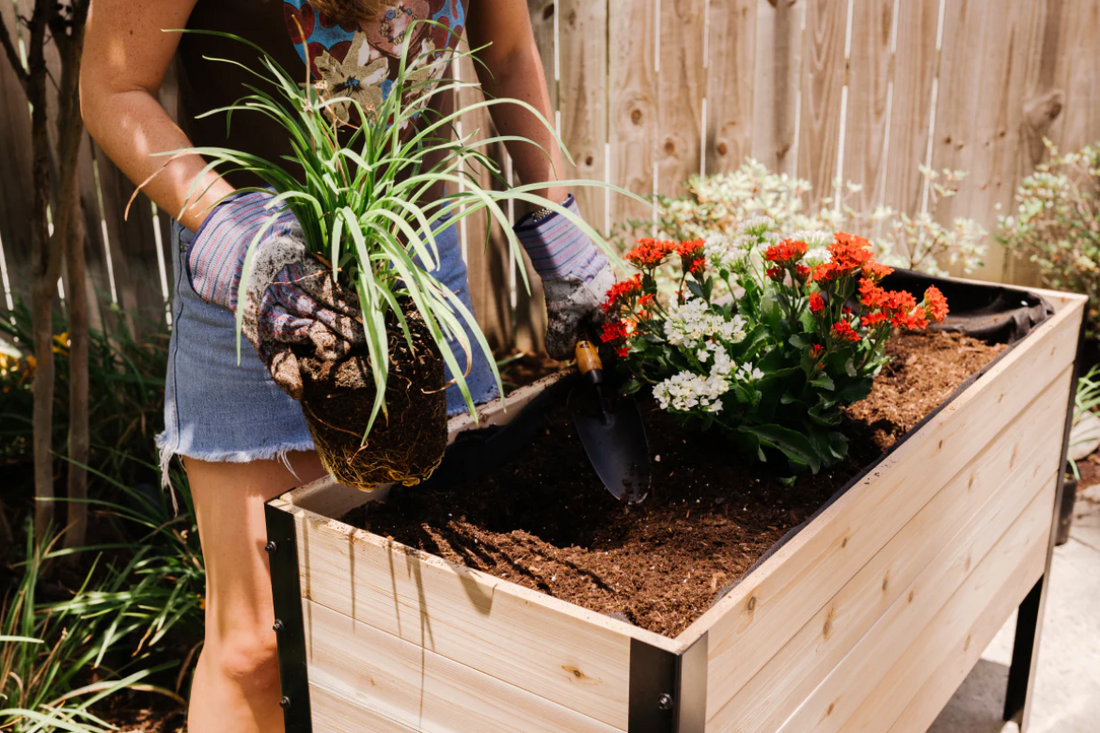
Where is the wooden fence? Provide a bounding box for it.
[1,0,1099,349]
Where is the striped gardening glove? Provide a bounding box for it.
[514,194,615,360]
[188,190,363,399]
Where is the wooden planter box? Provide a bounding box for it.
[265,285,1085,733]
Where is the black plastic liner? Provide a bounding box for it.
[421,271,1056,614]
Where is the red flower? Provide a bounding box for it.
[689,257,707,274]
[863,261,894,282]
[616,345,630,358]
[600,320,629,344]
[861,312,889,328]
[859,278,887,309]
[812,262,837,282]
[625,238,676,268]
[810,343,825,359]
[923,286,949,322]
[764,239,808,265]
[766,267,784,281]
[602,274,643,313]
[831,321,861,344]
[795,265,811,281]
[675,238,705,259]
[823,232,876,280]
[893,309,930,331]
[809,292,825,313]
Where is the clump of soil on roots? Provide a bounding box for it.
[300,306,447,488]
[350,330,1004,636]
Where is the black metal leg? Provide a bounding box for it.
[1003,576,1044,723]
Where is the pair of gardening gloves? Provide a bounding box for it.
[186,190,614,400]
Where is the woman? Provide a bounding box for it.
[80,2,611,730]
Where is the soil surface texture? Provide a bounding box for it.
[351,330,1005,636]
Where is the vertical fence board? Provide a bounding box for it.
[1049,0,1100,153]
[559,0,608,232]
[751,0,801,176]
[931,0,1047,282]
[656,0,706,197]
[705,0,756,175]
[881,0,939,221]
[797,0,847,201]
[608,0,658,228]
[843,0,894,214]
[455,50,513,351]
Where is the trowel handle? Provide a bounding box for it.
[575,339,605,386]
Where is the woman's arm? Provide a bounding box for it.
[465,2,567,206]
[81,0,233,232]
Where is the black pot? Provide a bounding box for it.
[1055,466,1078,546]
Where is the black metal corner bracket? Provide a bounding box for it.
[628,633,708,733]
[265,502,314,733]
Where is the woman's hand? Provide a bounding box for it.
[513,195,614,360]
[189,191,363,398]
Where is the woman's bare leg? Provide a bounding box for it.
[185,452,327,733]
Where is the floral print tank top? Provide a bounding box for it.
[282,0,468,132]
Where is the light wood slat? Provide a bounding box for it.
[526,0,557,113]
[777,475,1055,733]
[880,0,939,227]
[705,0,756,175]
[842,0,894,215]
[680,297,1080,695]
[750,0,801,175]
[311,680,422,733]
[304,600,623,733]
[797,0,847,200]
[707,369,1070,731]
[929,0,1047,282]
[1048,0,1100,154]
[656,0,706,196]
[608,0,657,227]
[272,495,674,730]
[842,481,1057,733]
[453,47,514,351]
[558,0,608,232]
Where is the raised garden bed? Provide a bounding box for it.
[265,281,1084,733]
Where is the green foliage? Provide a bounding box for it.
[601,221,947,474]
[0,299,167,485]
[999,139,1100,337]
[0,525,181,732]
[171,27,636,432]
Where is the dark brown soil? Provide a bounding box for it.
[350,331,1005,637]
[93,692,186,733]
[299,305,447,488]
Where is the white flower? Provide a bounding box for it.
[653,371,727,413]
[803,246,832,267]
[735,362,765,382]
[791,230,833,249]
[663,298,748,349]
[739,216,775,237]
[703,235,744,273]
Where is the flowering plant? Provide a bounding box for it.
[600,219,949,473]
[999,139,1100,336]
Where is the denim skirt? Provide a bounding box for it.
[156,218,498,483]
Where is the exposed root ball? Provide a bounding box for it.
[298,305,447,489]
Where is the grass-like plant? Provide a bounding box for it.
[1,525,180,733]
[158,25,634,431]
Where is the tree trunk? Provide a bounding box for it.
[56,13,90,551]
[26,0,61,544]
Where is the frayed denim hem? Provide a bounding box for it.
[156,431,316,513]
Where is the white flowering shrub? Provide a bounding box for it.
[999,139,1100,336]
[616,159,986,278]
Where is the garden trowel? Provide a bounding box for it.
[570,339,651,504]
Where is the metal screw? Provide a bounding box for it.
[280,696,292,710]
[265,541,278,555]
[657,693,675,711]
[273,620,284,632]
